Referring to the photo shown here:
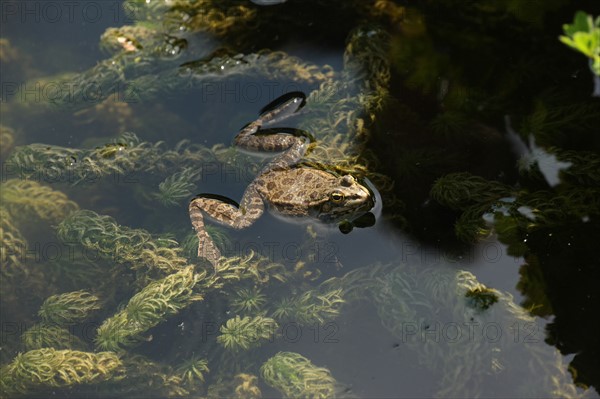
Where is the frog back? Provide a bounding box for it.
[255,168,336,216]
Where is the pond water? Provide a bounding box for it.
[1,1,599,398]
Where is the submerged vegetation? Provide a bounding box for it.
[1,0,599,398]
[0,349,123,396]
[260,351,338,399]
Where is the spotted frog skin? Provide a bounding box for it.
[189,93,374,266]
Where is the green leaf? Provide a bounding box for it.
[573,32,594,57]
[564,11,591,36]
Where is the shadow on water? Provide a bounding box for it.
[1,0,599,397]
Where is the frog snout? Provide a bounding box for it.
[348,186,372,206]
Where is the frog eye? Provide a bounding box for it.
[331,192,345,203]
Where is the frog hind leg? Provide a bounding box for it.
[189,185,264,265]
[189,198,220,265]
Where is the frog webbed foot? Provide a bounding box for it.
[338,212,377,234]
[258,91,306,125]
[197,233,221,267]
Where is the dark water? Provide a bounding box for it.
[1,1,599,398]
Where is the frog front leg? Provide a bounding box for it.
[189,184,264,266]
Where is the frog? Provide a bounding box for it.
[189,92,375,266]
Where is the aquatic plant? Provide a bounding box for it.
[175,355,209,388]
[271,288,344,324]
[431,162,600,245]
[72,96,137,137]
[516,256,554,317]
[0,125,15,158]
[123,0,259,37]
[0,207,27,279]
[44,255,113,294]
[260,351,338,399]
[430,172,512,211]
[7,132,216,185]
[465,286,499,311]
[430,172,513,242]
[217,315,277,352]
[100,25,172,55]
[154,167,200,206]
[0,348,123,396]
[104,354,189,397]
[206,373,262,399]
[21,323,88,351]
[181,226,232,261]
[53,21,333,110]
[57,210,189,278]
[229,287,267,314]
[0,179,78,224]
[233,373,262,399]
[325,261,580,398]
[8,133,153,182]
[95,266,203,351]
[4,0,596,395]
[557,149,600,186]
[290,24,393,196]
[38,290,101,325]
[213,251,288,285]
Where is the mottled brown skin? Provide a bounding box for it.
[189,96,373,266]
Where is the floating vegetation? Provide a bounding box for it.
[465,286,499,311]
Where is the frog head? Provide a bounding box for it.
[317,175,374,223]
